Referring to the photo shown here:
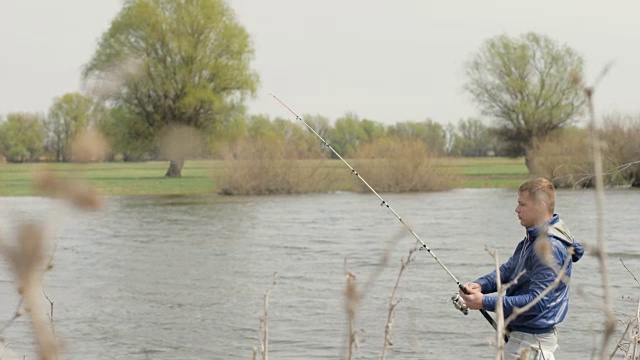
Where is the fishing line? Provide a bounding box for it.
[270,94,502,337]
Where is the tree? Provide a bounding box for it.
[298,114,331,156]
[0,113,45,162]
[464,32,584,171]
[242,115,325,159]
[302,114,331,140]
[454,118,493,157]
[83,0,258,176]
[45,93,94,162]
[328,113,383,157]
[386,120,446,154]
[443,123,458,155]
[97,106,155,161]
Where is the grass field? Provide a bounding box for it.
[0,157,530,196]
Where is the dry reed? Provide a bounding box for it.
[530,120,640,188]
[343,260,359,360]
[218,136,336,195]
[254,273,277,360]
[529,130,595,188]
[381,248,416,360]
[1,161,103,359]
[579,75,617,360]
[352,137,455,193]
[609,260,640,359]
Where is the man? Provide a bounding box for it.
[459,178,584,359]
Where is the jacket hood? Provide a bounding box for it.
[530,215,584,262]
[527,214,584,262]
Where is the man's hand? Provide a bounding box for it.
[459,290,484,310]
[459,282,483,310]
[462,282,482,294]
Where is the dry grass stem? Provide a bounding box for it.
[157,125,206,162]
[516,347,531,360]
[620,259,640,288]
[632,301,640,359]
[344,260,359,360]
[485,247,525,360]
[33,172,103,211]
[0,341,20,360]
[610,318,634,359]
[533,232,572,287]
[610,299,640,360]
[380,248,416,360]
[1,222,58,360]
[256,273,277,360]
[359,228,408,300]
[0,299,24,336]
[491,250,505,360]
[580,78,616,359]
[1,172,102,359]
[504,249,573,327]
[70,130,109,163]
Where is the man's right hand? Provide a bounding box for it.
[463,282,482,294]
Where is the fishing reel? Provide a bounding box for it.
[451,294,469,315]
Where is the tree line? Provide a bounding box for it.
[0,101,512,163]
[1,0,638,185]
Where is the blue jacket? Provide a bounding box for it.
[474,214,584,334]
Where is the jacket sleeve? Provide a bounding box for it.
[482,241,567,313]
[474,253,517,295]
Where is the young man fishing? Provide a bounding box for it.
[459,178,584,359]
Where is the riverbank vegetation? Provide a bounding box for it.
[0,156,529,197]
[2,111,638,196]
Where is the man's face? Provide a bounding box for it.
[515,191,546,228]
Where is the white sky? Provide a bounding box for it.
[1,0,638,125]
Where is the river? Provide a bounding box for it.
[0,188,639,359]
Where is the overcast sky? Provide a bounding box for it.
[1,0,638,125]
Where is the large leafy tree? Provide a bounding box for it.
[386,119,446,154]
[0,113,45,162]
[453,118,494,157]
[464,32,584,171]
[46,93,94,162]
[328,113,384,157]
[97,106,155,161]
[83,0,258,176]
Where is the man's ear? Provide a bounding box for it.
[536,200,546,211]
[539,201,551,215]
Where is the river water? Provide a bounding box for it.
[0,188,639,359]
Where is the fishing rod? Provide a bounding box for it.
[270,94,504,339]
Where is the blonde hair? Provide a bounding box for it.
[519,178,556,214]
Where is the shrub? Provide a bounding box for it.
[218,136,336,195]
[351,137,454,192]
[530,116,640,188]
[529,128,595,188]
[600,114,640,187]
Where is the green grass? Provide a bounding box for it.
[0,161,221,196]
[0,157,529,196]
[439,157,531,188]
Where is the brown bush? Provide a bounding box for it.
[529,128,595,188]
[217,136,336,195]
[530,116,640,187]
[351,137,454,192]
[600,114,640,186]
